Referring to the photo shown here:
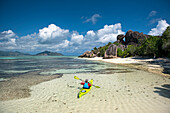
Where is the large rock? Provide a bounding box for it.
[79,51,96,58]
[125,30,149,45]
[117,34,125,44]
[104,44,117,59]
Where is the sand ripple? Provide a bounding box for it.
[0,70,170,113]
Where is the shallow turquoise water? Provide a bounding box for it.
[0,56,129,79]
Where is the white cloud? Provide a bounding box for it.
[0,23,125,55]
[148,20,169,36]
[0,30,17,49]
[71,32,84,44]
[83,14,101,24]
[38,24,69,43]
[48,40,70,49]
[86,30,96,37]
[97,23,125,43]
[1,30,16,38]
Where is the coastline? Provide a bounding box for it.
[0,57,170,113]
[80,57,170,76]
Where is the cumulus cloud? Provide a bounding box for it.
[38,24,69,44]
[0,30,17,49]
[71,32,84,44]
[0,23,125,55]
[97,23,125,43]
[83,14,101,24]
[16,33,39,51]
[148,20,169,36]
[86,30,96,37]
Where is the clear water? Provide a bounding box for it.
[0,56,129,78]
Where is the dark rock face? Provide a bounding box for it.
[79,51,96,58]
[104,44,117,58]
[125,30,149,45]
[117,34,125,44]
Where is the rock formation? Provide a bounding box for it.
[117,34,125,44]
[125,30,150,45]
[79,51,96,58]
[103,44,125,58]
[79,30,151,58]
[104,44,117,58]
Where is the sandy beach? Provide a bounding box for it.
[0,57,170,113]
[81,57,170,76]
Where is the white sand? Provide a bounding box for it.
[81,57,170,76]
[0,70,170,113]
[81,57,159,64]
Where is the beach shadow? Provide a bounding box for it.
[132,57,170,75]
[77,93,79,98]
[154,84,170,99]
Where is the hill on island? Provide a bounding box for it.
[36,51,63,56]
[0,51,31,56]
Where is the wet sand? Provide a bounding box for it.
[0,69,170,113]
[0,71,62,101]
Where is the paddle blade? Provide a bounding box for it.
[95,86,100,88]
[93,84,100,88]
[74,76,79,80]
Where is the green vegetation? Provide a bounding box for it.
[91,42,113,57]
[136,36,161,57]
[117,48,123,57]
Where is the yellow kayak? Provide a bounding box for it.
[78,79,93,98]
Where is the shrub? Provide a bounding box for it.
[117,48,123,57]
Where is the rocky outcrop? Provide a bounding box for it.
[125,30,150,45]
[104,44,117,58]
[80,30,151,58]
[117,34,125,44]
[79,51,96,58]
[104,44,125,58]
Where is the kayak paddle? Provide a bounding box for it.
[74,76,100,88]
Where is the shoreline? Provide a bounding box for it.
[80,57,170,76]
[0,57,170,113]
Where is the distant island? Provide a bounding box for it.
[0,51,63,56]
[36,51,63,56]
[0,51,31,56]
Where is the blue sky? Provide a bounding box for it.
[0,0,170,55]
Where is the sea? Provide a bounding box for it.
[0,56,130,81]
